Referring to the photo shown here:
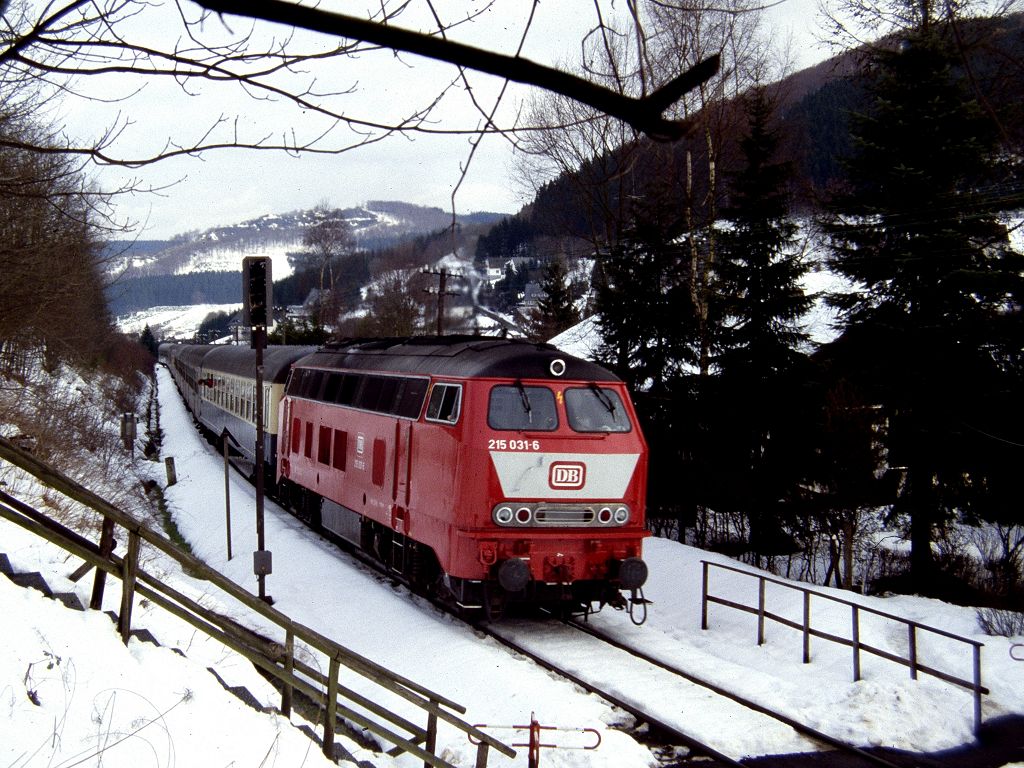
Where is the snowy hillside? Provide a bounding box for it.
[108,202,506,280]
[117,303,242,338]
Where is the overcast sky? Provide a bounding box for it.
[67,0,829,241]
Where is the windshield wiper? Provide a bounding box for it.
[589,383,617,416]
[515,380,533,424]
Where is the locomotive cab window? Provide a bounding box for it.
[425,383,461,424]
[488,385,558,431]
[565,386,631,433]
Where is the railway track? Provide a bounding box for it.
[474,614,922,768]
[165,377,918,768]
[289,515,922,767]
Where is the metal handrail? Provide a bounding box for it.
[700,559,986,735]
[0,435,515,766]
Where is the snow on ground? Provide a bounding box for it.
[2,367,1023,768]
[117,303,241,338]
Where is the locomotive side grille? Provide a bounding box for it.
[535,508,594,526]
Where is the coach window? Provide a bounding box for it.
[565,386,631,433]
[425,383,461,425]
[488,385,558,431]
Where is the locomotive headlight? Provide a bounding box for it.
[597,507,613,524]
[515,507,533,525]
[494,506,514,525]
[613,506,630,524]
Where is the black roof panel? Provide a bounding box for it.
[295,336,620,382]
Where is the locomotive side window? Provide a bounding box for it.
[304,421,314,458]
[425,383,462,424]
[396,378,428,419]
[332,430,347,471]
[291,418,302,453]
[565,387,632,433]
[318,425,332,465]
[323,373,343,403]
[338,374,360,405]
[488,385,558,431]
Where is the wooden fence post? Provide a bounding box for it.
[282,630,294,718]
[323,656,340,762]
[474,741,490,768]
[90,517,116,610]
[119,531,141,643]
[424,698,439,768]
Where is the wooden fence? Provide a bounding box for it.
[0,435,514,767]
[700,559,987,734]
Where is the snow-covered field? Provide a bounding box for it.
[2,367,1023,768]
[117,303,242,338]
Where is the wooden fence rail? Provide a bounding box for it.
[700,559,987,735]
[0,435,514,767]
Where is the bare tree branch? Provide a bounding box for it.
[194,0,719,141]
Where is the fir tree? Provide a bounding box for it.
[707,87,816,559]
[594,197,698,393]
[716,87,812,381]
[823,26,1024,588]
[528,258,580,342]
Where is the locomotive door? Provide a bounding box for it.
[390,419,413,534]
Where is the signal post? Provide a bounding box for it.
[243,256,273,603]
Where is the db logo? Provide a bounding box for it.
[549,462,586,490]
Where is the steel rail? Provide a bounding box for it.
[562,616,914,768]
[473,619,749,768]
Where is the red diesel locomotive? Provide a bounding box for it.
[276,336,650,617]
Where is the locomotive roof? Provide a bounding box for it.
[295,336,621,382]
[202,345,317,383]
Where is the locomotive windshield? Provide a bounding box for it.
[488,385,558,431]
[565,386,632,433]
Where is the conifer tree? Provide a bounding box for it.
[708,87,815,558]
[717,87,812,380]
[823,25,1024,588]
[529,258,580,342]
[594,195,698,393]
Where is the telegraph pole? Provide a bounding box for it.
[422,267,460,336]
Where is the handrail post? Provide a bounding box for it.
[118,530,141,644]
[282,630,294,717]
[323,656,340,762]
[90,516,116,610]
[701,561,709,630]
[802,590,811,663]
[908,624,918,680]
[851,605,861,682]
[973,644,982,735]
[757,576,766,646]
[424,698,439,768]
